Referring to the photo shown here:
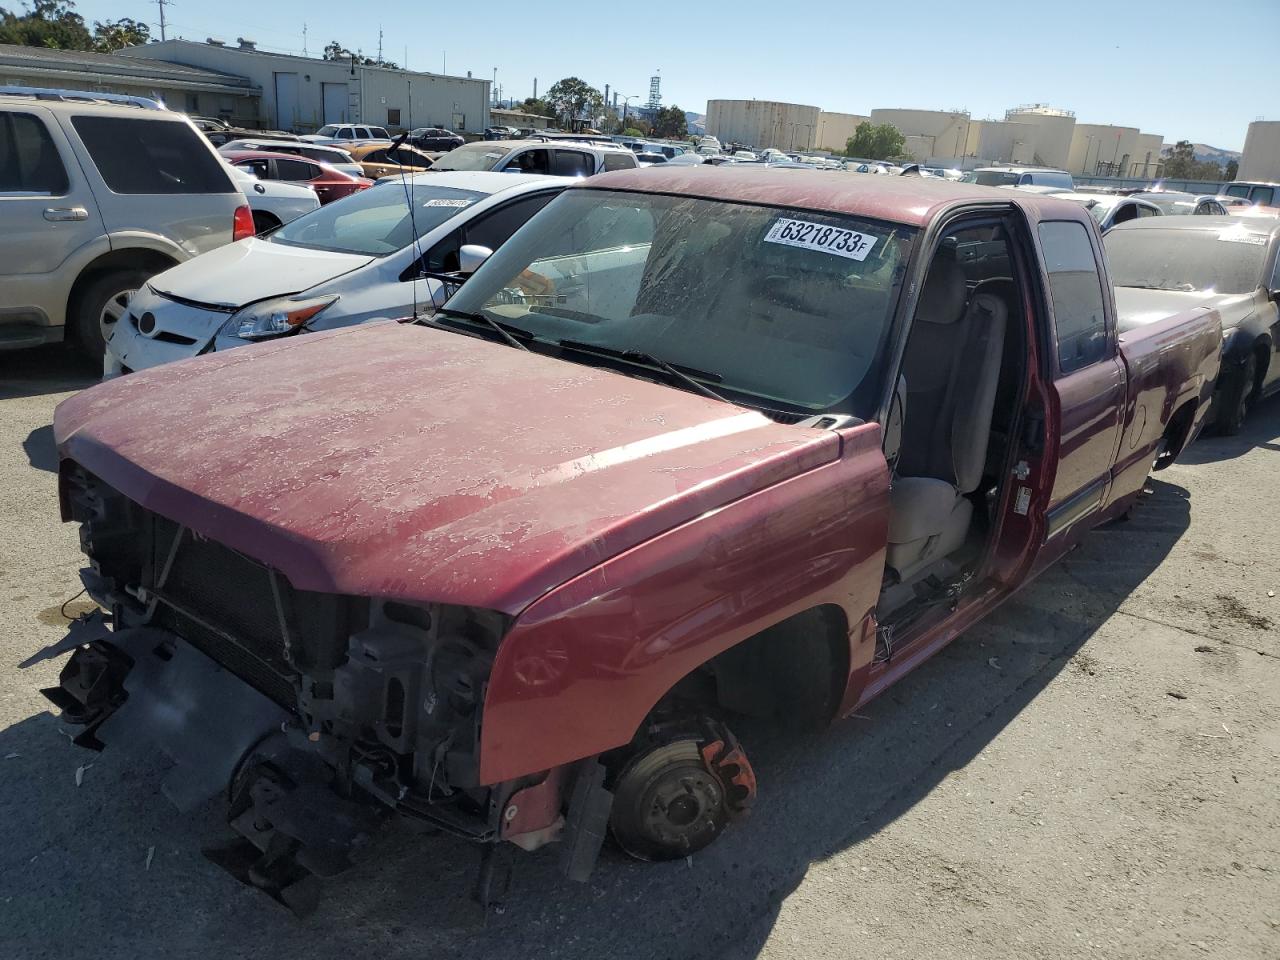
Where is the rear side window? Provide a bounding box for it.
[0,111,69,194]
[552,150,593,177]
[72,116,232,194]
[1039,221,1109,373]
[1223,184,1250,198]
[274,158,319,181]
[602,152,636,172]
[1250,186,1275,205]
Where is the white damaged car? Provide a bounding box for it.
[104,171,566,376]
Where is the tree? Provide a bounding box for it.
[845,121,906,161]
[321,40,397,69]
[1225,159,1239,180]
[651,104,688,139]
[0,0,91,49]
[518,96,552,118]
[91,16,148,52]
[1161,140,1225,181]
[544,77,602,126]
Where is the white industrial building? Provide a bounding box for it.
[706,99,821,151]
[0,42,259,125]
[1239,121,1280,182]
[122,39,490,134]
[815,111,869,153]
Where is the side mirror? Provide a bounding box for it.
[458,244,493,275]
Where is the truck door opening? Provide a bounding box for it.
[878,221,1029,624]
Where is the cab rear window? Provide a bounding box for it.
[71,116,233,194]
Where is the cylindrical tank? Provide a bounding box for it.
[705,100,821,152]
[1240,121,1280,182]
[1069,123,1140,176]
[869,108,970,161]
[1003,105,1076,168]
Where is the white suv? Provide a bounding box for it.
[304,123,391,142]
[0,88,251,358]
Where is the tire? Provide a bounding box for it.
[1219,353,1257,437]
[252,211,280,236]
[71,269,149,362]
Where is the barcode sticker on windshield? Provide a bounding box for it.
[424,198,473,207]
[763,219,879,261]
[1219,230,1266,245]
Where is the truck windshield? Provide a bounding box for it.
[965,170,1019,186]
[1104,227,1267,294]
[267,183,486,256]
[442,189,915,414]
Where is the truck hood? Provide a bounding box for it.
[149,238,374,309]
[55,324,840,615]
[1114,286,1254,332]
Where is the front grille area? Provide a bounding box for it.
[70,467,366,711]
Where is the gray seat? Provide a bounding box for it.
[887,257,1008,581]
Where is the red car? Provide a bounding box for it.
[222,149,372,204]
[36,171,1221,913]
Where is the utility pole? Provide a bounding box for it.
[155,0,170,42]
[302,22,307,58]
[377,27,383,66]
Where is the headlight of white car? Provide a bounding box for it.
[224,295,339,340]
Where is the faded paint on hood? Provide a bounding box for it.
[55,323,839,614]
[148,237,375,309]
[1114,286,1254,333]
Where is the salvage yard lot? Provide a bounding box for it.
[1,347,1277,960]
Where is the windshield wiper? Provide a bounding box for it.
[436,310,532,351]
[557,339,728,403]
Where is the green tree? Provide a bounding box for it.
[91,16,148,52]
[518,96,553,118]
[544,77,602,125]
[0,0,92,49]
[1224,159,1239,180]
[1161,140,1227,180]
[845,121,906,161]
[321,40,397,69]
[651,104,688,139]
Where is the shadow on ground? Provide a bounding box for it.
[0,345,98,401]
[0,480,1192,960]
[1177,392,1280,465]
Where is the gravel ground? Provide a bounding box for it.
[1,346,1277,960]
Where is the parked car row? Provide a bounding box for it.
[33,168,1232,915]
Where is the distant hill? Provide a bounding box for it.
[685,112,706,135]
[1162,142,1242,166]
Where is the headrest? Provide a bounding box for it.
[915,256,967,325]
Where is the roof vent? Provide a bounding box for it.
[237,38,257,51]
[206,37,225,46]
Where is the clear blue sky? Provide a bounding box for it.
[74,0,1278,150]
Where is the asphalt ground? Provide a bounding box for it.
[1,345,1277,959]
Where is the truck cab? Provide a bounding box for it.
[35,170,1220,912]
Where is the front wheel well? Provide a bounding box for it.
[650,605,851,734]
[1156,399,1197,468]
[67,249,178,336]
[1247,338,1270,399]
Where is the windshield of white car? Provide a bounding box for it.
[442,189,914,414]
[267,183,487,256]
[1104,227,1268,294]
[429,143,512,172]
[965,170,1019,186]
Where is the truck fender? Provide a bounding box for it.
[476,428,890,785]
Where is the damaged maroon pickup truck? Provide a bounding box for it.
[30,170,1221,913]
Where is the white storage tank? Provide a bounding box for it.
[1003,104,1076,169]
[1239,121,1280,182]
[869,108,970,160]
[1069,123,1140,176]
[705,100,821,152]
